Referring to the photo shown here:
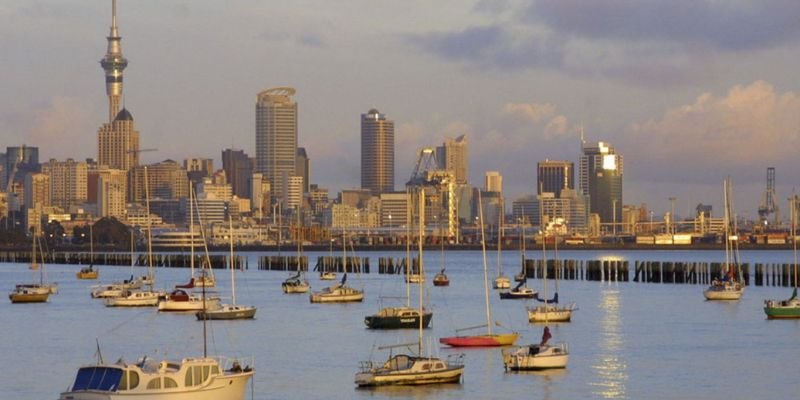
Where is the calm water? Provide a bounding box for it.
[2,249,800,400]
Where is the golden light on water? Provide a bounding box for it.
[589,289,627,399]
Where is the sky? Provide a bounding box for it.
[2,0,800,222]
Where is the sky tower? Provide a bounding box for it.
[100,0,128,123]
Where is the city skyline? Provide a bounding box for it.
[2,1,800,218]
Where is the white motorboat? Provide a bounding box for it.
[59,356,254,400]
[405,274,425,284]
[158,289,221,312]
[493,275,511,289]
[104,290,162,307]
[502,341,569,370]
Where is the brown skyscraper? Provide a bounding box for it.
[361,108,394,196]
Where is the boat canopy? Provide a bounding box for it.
[72,366,123,392]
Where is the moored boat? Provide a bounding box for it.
[158,289,221,312]
[433,269,449,286]
[9,286,49,303]
[365,306,432,330]
[309,275,364,303]
[58,356,254,400]
[704,178,744,301]
[501,327,569,371]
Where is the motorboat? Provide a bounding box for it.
[59,356,253,400]
[158,289,220,312]
[433,269,449,286]
[104,290,162,307]
[502,341,569,370]
[309,276,364,303]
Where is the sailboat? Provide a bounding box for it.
[9,231,51,303]
[319,238,337,280]
[365,193,432,330]
[105,167,165,307]
[504,222,569,370]
[704,177,745,300]
[528,222,576,322]
[355,189,465,386]
[764,194,800,318]
[176,182,215,289]
[493,214,511,289]
[76,223,99,280]
[432,215,450,287]
[440,193,519,347]
[197,217,257,320]
[514,219,527,282]
[310,229,364,303]
[282,209,310,294]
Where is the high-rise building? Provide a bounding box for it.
[484,171,503,193]
[296,147,310,196]
[128,160,188,202]
[360,108,394,196]
[580,141,623,223]
[97,109,140,171]
[23,173,50,210]
[256,87,298,205]
[222,149,252,198]
[537,160,574,198]
[97,168,127,218]
[4,145,39,189]
[285,176,303,210]
[436,134,468,185]
[41,158,88,211]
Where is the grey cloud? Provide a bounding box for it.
[527,0,800,51]
[410,25,564,70]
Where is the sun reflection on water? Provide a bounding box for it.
[590,289,627,399]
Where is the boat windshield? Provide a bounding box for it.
[72,367,123,392]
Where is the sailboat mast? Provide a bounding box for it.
[229,215,236,306]
[478,193,492,335]
[189,181,194,278]
[418,189,425,355]
[497,203,503,277]
[406,188,411,308]
[89,222,94,266]
[145,166,154,289]
[792,195,797,289]
[542,229,548,325]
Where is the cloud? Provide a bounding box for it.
[624,81,800,184]
[527,0,800,51]
[0,96,94,161]
[409,1,800,86]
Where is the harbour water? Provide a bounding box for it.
[2,249,799,399]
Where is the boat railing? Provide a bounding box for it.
[446,353,465,368]
[358,360,375,373]
[216,355,255,373]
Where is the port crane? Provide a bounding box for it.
[407,148,457,238]
[758,167,779,229]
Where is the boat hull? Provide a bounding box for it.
[499,290,536,299]
[439,333,519,347]
[282,283,310,293]
[502,345,569,370]
[9,291,49,303]
[104,292,161,307]
[76,270,98,280]
[528,306,573,323]
[158,298,221,312]
[365,312,432,330]
[197,305,257,320]
[764,297,800,319]
[355,366,463,387]
[703,288,744,300]
[310,292,364,303]
[59,370,253,400]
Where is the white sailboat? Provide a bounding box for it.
[704,177,744,301]
[282,209,310,294]
[197,217,257,320]
[176,182,215,289]
[528,221,577,322]
[310,229,364,303]
[105,166,164,307]
[504,223,570,370]
[493,213,511,289]
[355,189,464,386]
